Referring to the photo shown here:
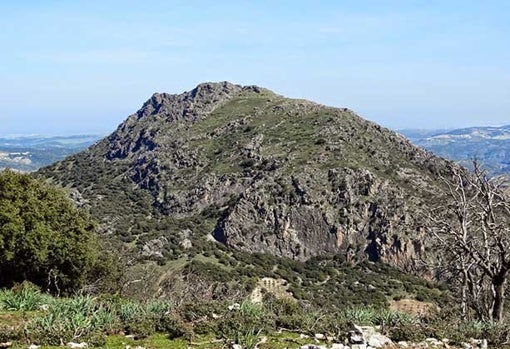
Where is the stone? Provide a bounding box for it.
[397,341,409,347]
[331,344,345,349]
[315,333,325,340]
[349,330,365,344]
[349,325,392,348]
[367,333,392,348]
[67,343,88,349]
[140,236,168,259]
[228,303,240,311]
[351,344,367,349]
[469,338,485,348]
[425,337,442,346]
[180,238,192,249]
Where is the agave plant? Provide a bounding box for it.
[118,301,146,323]
[0,285,53,311]
[233,326,263,349]
[91,306,118,332]
[342,307,378,325]
[145,299,173,317]
[238,300,265,318]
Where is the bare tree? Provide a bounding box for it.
[430,161,510,322]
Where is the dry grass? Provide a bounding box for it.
[390,298,439,317]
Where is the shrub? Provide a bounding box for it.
[0,170,98,294]
[0,325,23,343]
[117,299,174,336]
[388,323,428,343]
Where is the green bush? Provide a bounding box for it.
[0,170,99,294]
[388,323,429,342]
[161,314,194,340]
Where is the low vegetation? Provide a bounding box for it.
[0,284,509,348]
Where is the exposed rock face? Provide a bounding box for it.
[106,82,253,160]
[213,167,429,269]
[40,81,457,269]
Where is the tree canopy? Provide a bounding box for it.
[0,170,98,294]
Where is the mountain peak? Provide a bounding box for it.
[189,81,241,97]
[133,82,264,123]
[41,83,457,270]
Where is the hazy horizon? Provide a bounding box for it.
[1,1,509,134]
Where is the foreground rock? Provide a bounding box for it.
[349,325,392,348]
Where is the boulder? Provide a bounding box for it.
[349,325,392,348]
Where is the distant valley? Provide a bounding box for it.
[399,125,510,176]
[0,134,101,172]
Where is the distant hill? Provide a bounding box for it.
[0,134,102,172]
[399,125,510,176]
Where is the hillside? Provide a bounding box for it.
[38,82,460,298]
[399,125,510,175]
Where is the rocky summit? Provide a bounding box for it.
[40,81,456,271]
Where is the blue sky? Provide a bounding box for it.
[1,1,509,135]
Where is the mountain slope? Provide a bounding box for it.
[39,82,457,272]
[399,125,510,175]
